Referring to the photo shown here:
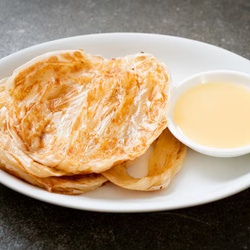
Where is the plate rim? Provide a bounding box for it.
[1,168,249,212]
[1,32,249,62]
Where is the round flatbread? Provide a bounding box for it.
[6,50,170,176]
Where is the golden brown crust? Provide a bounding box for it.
[0,77,107,194]
[6,50,170,176]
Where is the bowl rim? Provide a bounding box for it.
[167,70,250,158]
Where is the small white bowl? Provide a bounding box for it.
[167,70,250,157]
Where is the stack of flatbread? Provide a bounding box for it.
[0,50,186,194]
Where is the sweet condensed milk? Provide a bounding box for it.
[173,82,250,148]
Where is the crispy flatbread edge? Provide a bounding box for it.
[102,129,187,191]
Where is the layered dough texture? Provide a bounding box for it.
[0,50,186,194]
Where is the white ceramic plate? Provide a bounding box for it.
[0,33,249,212]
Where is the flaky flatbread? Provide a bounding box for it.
[0,50,186,195]
[6,50,170,176]
[0,78,107,194]
[102,128,186,191]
